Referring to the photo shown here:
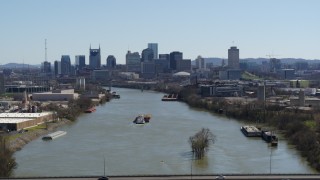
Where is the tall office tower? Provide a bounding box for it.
[126,51,141,73]
[61,55,71,75]
[41,61,51,73]
[228,46,240,69]
[176,59,192,72]
[195,56,206,70]
[75,55,86,70]
[141,48,154,62]
[106,55,116,69]
[54,60,61,76]
[169,51,183,70]
[148,43,158,59]
[89,46,101,69]
[0,72,4,95]
[269,58,281,72]
[159,54,169,60]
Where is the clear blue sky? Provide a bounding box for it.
[1,0,319,65]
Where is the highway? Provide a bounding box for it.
[3,174,320,180]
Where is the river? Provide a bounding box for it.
[13,88,316,176]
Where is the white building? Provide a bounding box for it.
[126,51,141,73]
[32,89,78,101]
[196,56,206,70]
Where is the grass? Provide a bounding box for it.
[6,124,47,141]
[304,120,317,130]
[241,71,261,80]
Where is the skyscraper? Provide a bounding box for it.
[141,48,154,62]
[106,55,116,69]
[0,72,4,95]
[61,55,71,75]
[228,46,239,69]
[195,56,206,70]
[54,60,61,76]
[41,61,51,73]
[126,51,141,73]
[89,46,101,69]
[75,55,86,70]
[169,51,183,71]
[159,54,169,60]
[148,43,158,59]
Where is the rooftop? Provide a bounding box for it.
[0,118,34,124]
[0,112,52,118]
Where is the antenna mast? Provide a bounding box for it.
[45,39,47,62]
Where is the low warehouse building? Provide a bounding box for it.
[32,89,78,101]
[0,112,54,131]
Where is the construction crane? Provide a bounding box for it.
[266,54,280,59]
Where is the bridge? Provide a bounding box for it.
[3,174,320,180]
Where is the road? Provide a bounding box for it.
[3,174,320,180]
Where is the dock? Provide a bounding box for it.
[42,131,67,140]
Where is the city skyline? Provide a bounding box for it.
[1,0,320,65]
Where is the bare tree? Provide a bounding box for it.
[189,128,215,159]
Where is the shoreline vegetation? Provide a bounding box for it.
[2,84,320,176]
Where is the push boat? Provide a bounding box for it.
[133,114,152,124]
[262,130,278,146]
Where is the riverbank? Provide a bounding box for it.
[6,119,72,152]
[176,85,320,171]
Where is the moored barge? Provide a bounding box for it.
[240,126,261,137]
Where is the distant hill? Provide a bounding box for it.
[0,63,40,69]
[192,58,320,66]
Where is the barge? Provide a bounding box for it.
[42,131,67,140]
[240,126,261,137]
[85,107,96,113]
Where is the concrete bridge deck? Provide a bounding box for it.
[3,174,320,180]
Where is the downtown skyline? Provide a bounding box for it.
[1,0,320,65]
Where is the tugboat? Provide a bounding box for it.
[143,114,151,123]
[262,130,278,146]
[133,114,152,124]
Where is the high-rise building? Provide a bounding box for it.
[228,46,239,69]
[148,43,158,59]
[141,61,156,79]
[195,56,206,70]
[41,61,51,73]
[61,55,71,75]
[106,55,116,69]
[126,51,141,73]
[169,51,183,70]
[54,60,61,76]
[159,54,169,60]
[0,72,4,94]
[89,46,101,69]
[176,59,191,72]
[141,48,154,62]
[75,55,86,70]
